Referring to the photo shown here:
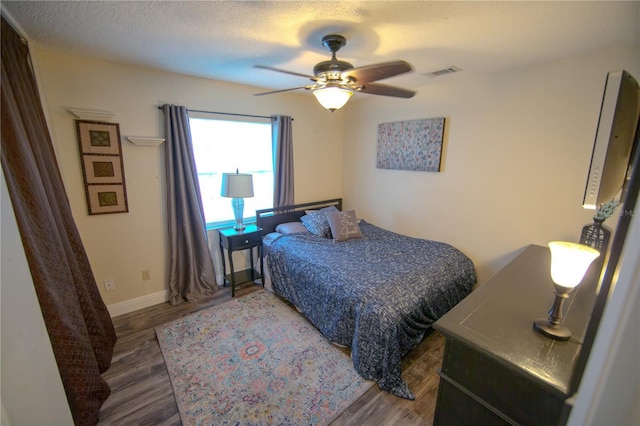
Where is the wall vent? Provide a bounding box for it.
[424,66,462,77]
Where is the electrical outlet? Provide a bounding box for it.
[142,269,151,281]
[104,279,116,291]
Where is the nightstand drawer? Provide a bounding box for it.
[227,232,262,250]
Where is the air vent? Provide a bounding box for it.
[424,66,462,77]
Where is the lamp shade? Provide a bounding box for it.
[221,173,254,198]
[313,87,353,111]
[548,241,600,289]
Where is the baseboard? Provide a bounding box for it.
[107,289,169,317]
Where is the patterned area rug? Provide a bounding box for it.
[156,290,373,425]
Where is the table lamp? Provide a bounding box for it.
[533,241,600,341]
[221,170,254,231]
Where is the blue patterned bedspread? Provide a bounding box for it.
[267,220,476,399]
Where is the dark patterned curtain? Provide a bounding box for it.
[1,16,116,425]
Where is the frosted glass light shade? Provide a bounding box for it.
[534,241,600,340]
[548,241,600,289]
[313,87,353,111]
[221,173,254,198]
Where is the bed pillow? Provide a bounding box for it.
[262,232,281,247]
[275,222,308,235]
[300,205,339,237]
[326,210,363,242]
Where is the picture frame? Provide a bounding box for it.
[376,117,445,172]
[76,120,122,155]
[86,184,128,215]
[76,120,128,214]
[82,155,124,184]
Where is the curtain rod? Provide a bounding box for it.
[157,106,291,121]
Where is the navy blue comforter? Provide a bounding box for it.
[267,221,476,399]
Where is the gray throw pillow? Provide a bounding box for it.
[326,210,363,242]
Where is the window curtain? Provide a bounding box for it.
[1,16,116,425]
[162,104,219,304]
[271,115,294,207]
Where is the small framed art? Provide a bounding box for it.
[86,184,128,214]
[76,120,128,214]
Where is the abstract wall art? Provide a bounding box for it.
[376,117,445,172]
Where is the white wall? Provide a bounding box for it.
[1,167,74,425]
[569,202,640,426]
[30,43,639,308]
[343,44,639,284]
[31,49,345,309]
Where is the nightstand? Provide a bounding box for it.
[218,224,264,297]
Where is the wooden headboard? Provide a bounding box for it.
[255,198,342,234]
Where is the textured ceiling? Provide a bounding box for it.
[2,1,639,94]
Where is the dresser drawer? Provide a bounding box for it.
[434,378,511,426]
[441,337,565,425]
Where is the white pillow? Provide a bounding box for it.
[275,222,309,234]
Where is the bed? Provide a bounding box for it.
[256,199,476,400]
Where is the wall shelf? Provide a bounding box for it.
[126,136,165,147]
[68,108,115,121]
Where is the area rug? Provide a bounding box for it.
[156,290,373,425]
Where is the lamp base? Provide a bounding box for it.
[231,197,245,232]
[533,318,571,341]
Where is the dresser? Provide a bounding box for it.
[433,245,598,425]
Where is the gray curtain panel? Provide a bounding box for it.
[272,115,295,208]
[163,104,218,304]
[1,16,116,425]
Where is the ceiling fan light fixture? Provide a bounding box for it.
[313,86,353,111]
[255,34,415,105]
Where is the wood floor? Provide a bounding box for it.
[98,282,446,425]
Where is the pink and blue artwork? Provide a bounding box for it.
[376,117,445,172]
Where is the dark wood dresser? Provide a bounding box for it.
[433,245,598,425]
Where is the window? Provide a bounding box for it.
[189,116,273,228]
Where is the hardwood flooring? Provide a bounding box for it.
[98,282,445,425]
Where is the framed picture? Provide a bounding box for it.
[76,120,128,214]
[86,184,128,214]
[82,155,125,184]
[376,117,445,172]
[76,120,122,155]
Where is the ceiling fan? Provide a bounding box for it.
[254,34,416,111]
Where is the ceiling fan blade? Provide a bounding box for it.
[254,65,317,81]
[342,60,412,83]
[254,86,311,96]
[360,82,416,98]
